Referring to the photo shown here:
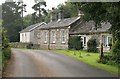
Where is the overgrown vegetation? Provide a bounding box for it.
[87,38,98,53]
[68,36,83,50]
[2,28,11,70]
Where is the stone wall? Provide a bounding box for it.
[10,42,40,49]
[35,28,69,49]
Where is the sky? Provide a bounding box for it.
[0,0,66,16]
[24,0,66,16]
[1,0,119,16]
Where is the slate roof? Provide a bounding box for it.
[90,22,111,33]
[19,22,46,33]
[70,21,111,34]
[38,17,80,29]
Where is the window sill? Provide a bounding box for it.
[44,41,47,44]
[61,41,65,44]
[52,41,56,44]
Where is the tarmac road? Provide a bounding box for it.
[3,48,117,77]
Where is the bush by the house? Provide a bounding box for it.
[27,43,33,49]
[97,33,120,66]
[111,39,120,64]
[87,38,98,53]
[68,36,83,50]
[97,54,119,66]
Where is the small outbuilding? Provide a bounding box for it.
[19,22,46,44]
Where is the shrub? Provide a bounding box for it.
[111,39,120,63]
[2,28,11,69]
[97,54,119,65]
[3,48,11,60]
[87,38,98,53]
[27,43,33,49]
[68,36,83,50]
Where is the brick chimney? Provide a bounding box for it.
[58,10,64,21]
[50,7,57,22]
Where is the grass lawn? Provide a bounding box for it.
[54,50,118,76]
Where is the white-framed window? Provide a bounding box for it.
[61,30,65,43]
[44,31,48,43]
[22,34,24,42]
[51,31,56,43]
[83,37,86,46]
[107,36,112,47]
[81,36,86,46]
[102,35,107,47]
[25,33,26,37]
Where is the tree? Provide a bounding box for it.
[32,0,47,23]
[72,2,119,61]
[72,2,119,40]
[2,1,23,42]
[57,2,79,18]
[0,5,2,19]
[23,14,33,27]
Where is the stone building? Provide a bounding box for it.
[19,22,46,44]
[35,19,112,52]
[20,9,112,52]
[70,21,112,52]
[35,17,81,49]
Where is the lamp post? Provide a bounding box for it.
[17,0,27,30]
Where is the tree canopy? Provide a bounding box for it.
[2,2,22,42]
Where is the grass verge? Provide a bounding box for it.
[54,50,118,76]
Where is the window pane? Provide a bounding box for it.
[45,32,47,41]
[62,30,65,42]
[52,31,55,42]
[108,37,112,44]
[84,37,86,46]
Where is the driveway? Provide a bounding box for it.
[3,48,117,77]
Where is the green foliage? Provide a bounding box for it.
[68,36,83,50]
[97,54,119,66]
[2,2,22,42]
[3,47,11,60]
[27,43,33,49]
[57,2,78,18]
[2,28,9,48]
[72,2,119,40]
[55,50,118,75]
[23,14,33,28]
[1,28,11,69]
[73,2,120,64]
[111,39,120,63]
[87,38,98,53]
[32,0,47,23]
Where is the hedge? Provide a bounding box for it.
[68,36,83,50]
